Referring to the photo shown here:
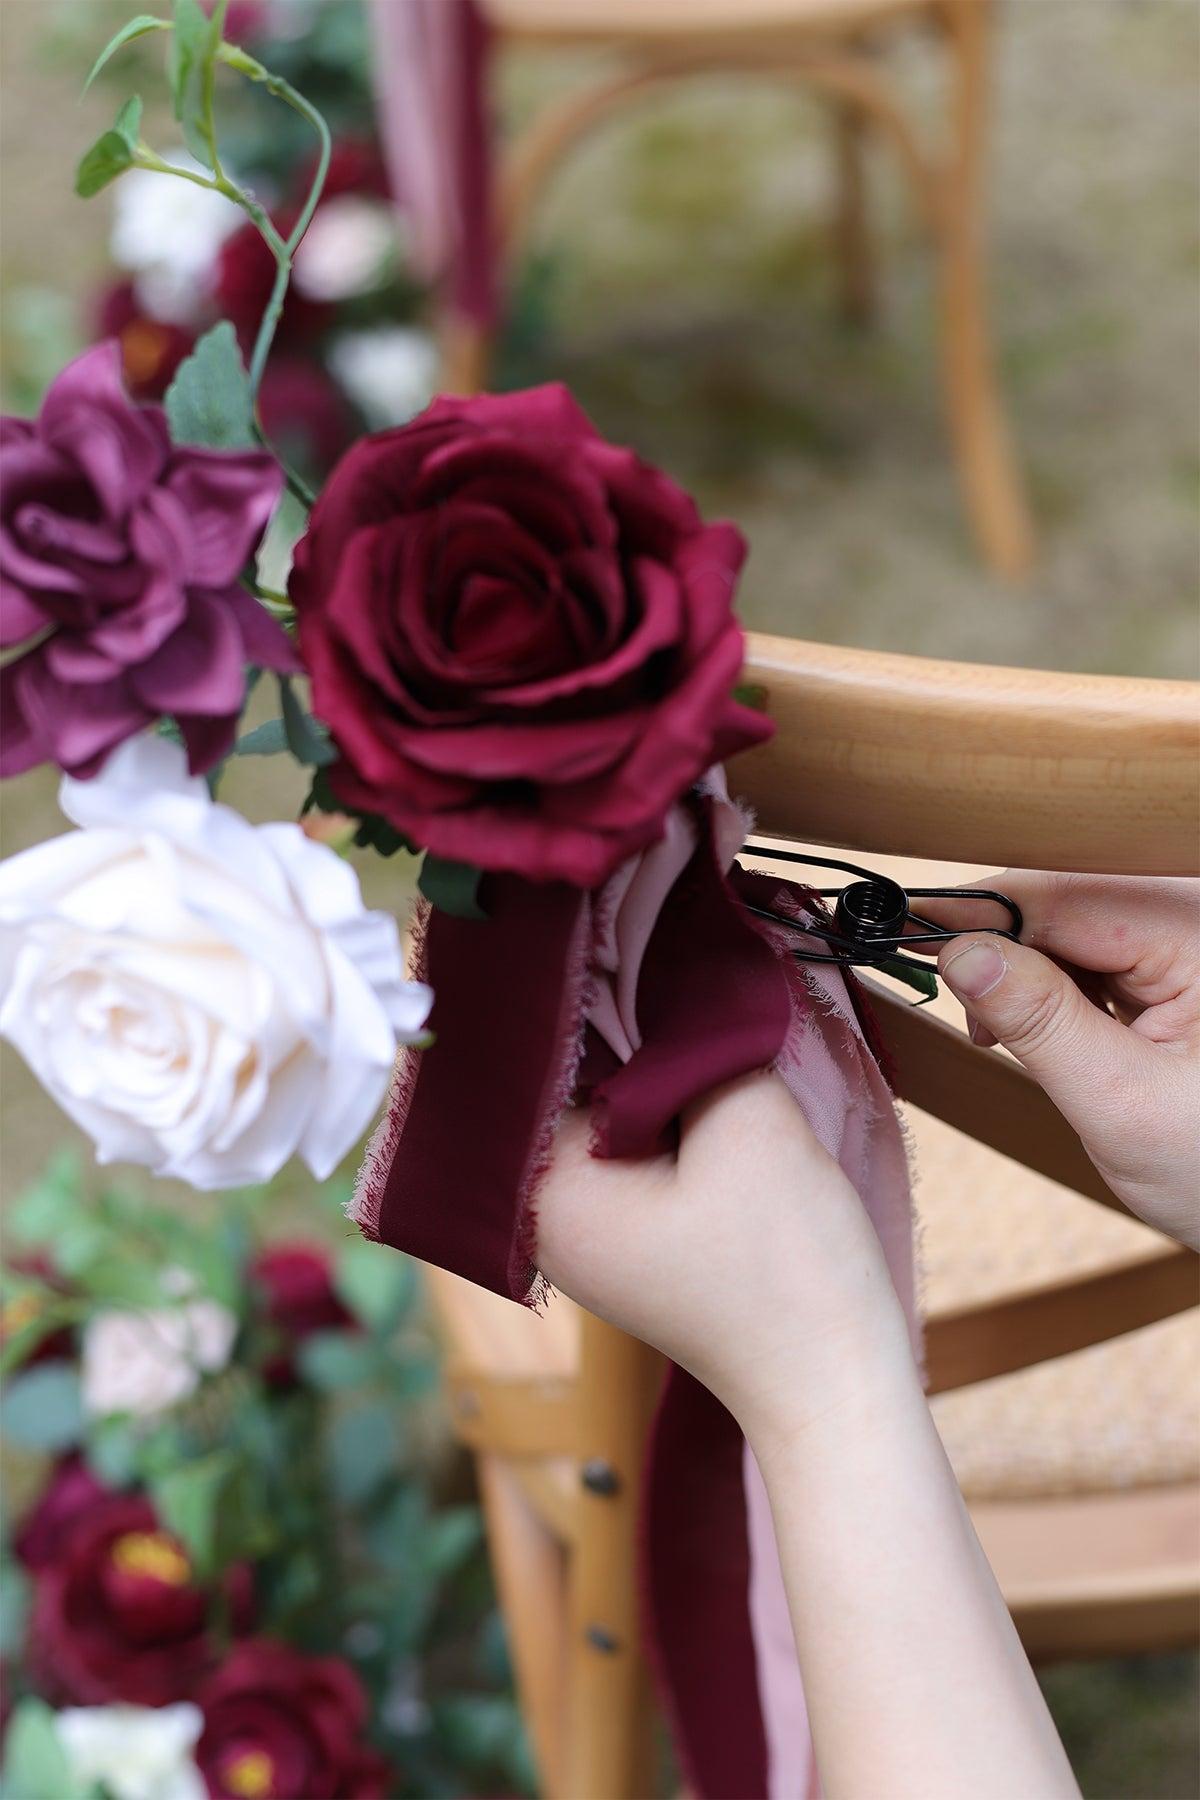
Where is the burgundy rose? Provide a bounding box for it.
[249,1242,354,1385]
[289,385,772,887]
[259,358,358,476]
[196,1639,392,1800]
[1,342,297,780]
[29,1492,252,1706]
[12,1455,107,1571]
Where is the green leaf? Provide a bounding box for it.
[326,1399,399,1504]
[166,0,219,167]
[334,1240,416,1334]
[151,1451,233,1574]
[296,1330,386,1392]
[234,717,288,756]
[74,94,143,198]
[878,957,938,1002]
[150,1449,272,1578]
[280,677,335,766]
[165,321,255,448]
[7,1150,83,1248]
[732,681,769,712]
[425,1505,483,1578]
[2,1364,83,1453]
[0,1699,78,1800]
[84,14,168,91]
[0,1562,30,1658]
[87,1415,141,1487]
[418,854,486,920]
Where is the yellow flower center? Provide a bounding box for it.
[121,320,173,387]
[223,1751,276,1798]
[1,1293,42,1337]
[109,1530,191,1586]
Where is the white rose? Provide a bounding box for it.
[0,736,432,1188]
[293,195,402,302]
[56,1703,206,1800]
[81,1286,238,1419]
[110,152,244,324]
[328,327,438,428]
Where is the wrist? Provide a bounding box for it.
[720,1258,921,1461]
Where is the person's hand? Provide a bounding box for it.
[927,873,1199,1248]
[535,1072,914,1445]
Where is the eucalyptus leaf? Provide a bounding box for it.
[84,14,168,91]
[7,1148,83,1247]
[234,717,288,757]
[326,1400,399,1504]
[425,1506,482,1578]
[334,1240,416,1334]
[150,1449,273,1578]
[0,1699,79,1800]
[296,1330,387,1392]
[280,677,335,766]
[0,1561,29,1658]
[418,854,485,920]
[74,94,143,198]
[2,1363,83,1452]
[164,321,255,448]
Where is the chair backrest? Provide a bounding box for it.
[736,633,1200,875]
[732,631,1200,1390]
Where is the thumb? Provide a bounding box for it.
[938,933,1134,1124]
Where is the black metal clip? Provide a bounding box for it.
[737,843,1022,983]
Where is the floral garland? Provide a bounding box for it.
[1,6,918,1798]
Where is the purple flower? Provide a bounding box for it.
[1,341,298,778]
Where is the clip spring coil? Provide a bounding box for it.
[738,843,1023,980]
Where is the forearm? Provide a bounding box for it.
[746,1327,1079,1800]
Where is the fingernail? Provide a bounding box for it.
[942,941,1007,999]
[968,1018,998,1048]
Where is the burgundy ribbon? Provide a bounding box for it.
[353,798,914,1798]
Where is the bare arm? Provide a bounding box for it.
[536,1076,1079,1800]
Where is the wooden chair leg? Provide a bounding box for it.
[832,102,876,324]
[564,1314,664,1800]
[477,1456,570,1796]
[936,0,1034,578]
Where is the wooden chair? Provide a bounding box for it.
[427,635,1200,1799]
[446,0,1034,576]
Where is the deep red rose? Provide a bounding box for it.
[249,1242,354,1385]
[289,385,772,886]
[196,1639,392,1800]
[12,1455,107,1571]
[29,1492,252,1705]
[258,358,358,476]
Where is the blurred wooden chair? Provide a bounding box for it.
[450,0,1034,575]
[426,635,1200,1798]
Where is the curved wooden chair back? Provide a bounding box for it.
[428,632,1200,1797]
[452,0,1034,575]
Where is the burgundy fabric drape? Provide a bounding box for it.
[368,0,498,327]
